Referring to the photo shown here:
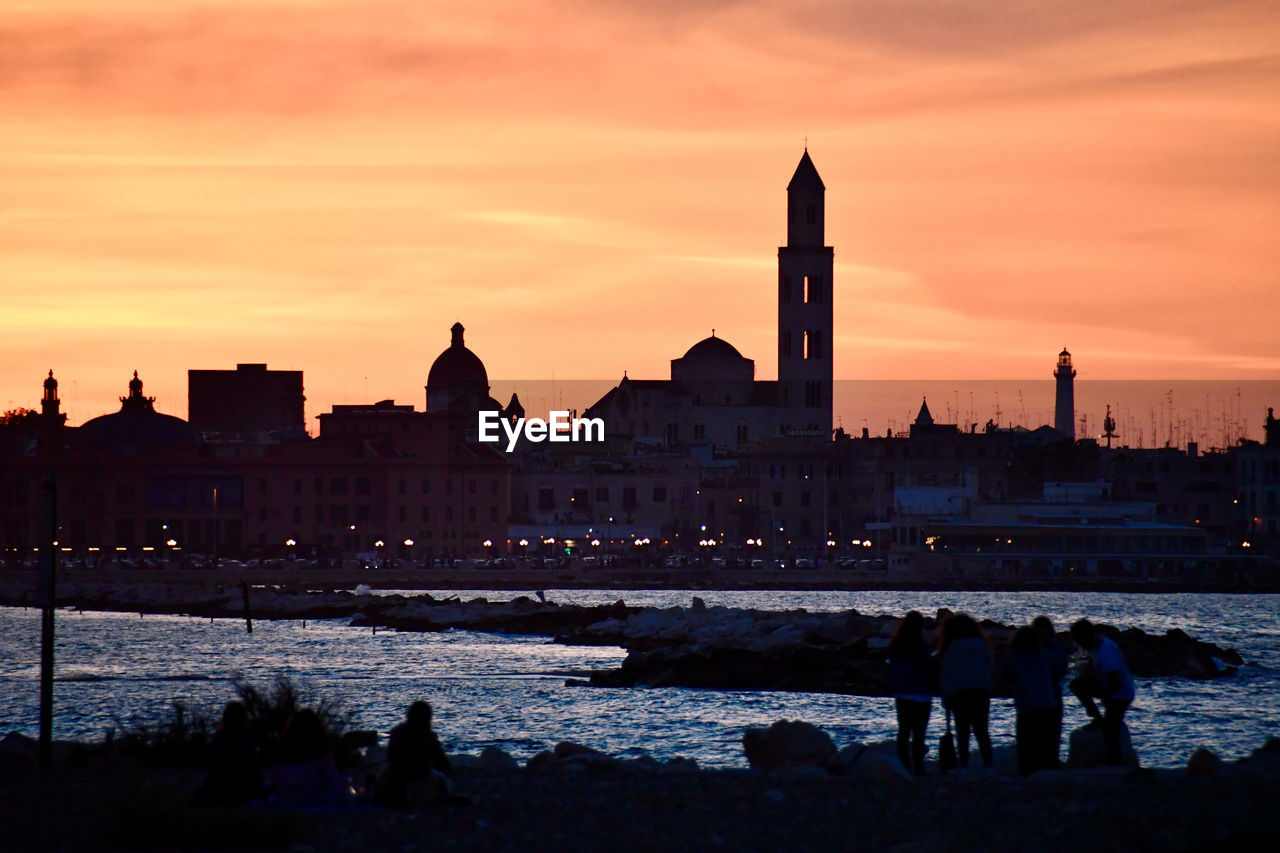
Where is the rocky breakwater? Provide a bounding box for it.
[568,600,1244,695]
[0,577,640,636]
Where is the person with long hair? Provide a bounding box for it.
[887,611,936,776]
[1032,615,1069,766]
[937,612,994,772]
[269,708,349,807]
[1002,626,1060,775]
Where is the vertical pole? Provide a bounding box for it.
[37,475,57,769]
[241,580,253,634]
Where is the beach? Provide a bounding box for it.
[4,745,1280,852]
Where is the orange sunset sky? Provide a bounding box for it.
[3,0,1278,426]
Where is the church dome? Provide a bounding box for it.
[74,371,200,449]
[681,333,746,361]
[427,322,489,389]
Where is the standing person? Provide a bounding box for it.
[1069,619,1136,765]
[1001,626,1060,775]
[376,701,456,808]
[1032,615,1069,766]
[887,611,935,776]
[937,613,994,772]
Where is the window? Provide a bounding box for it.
[623,487,637,509]
[693,424,705,441]
[804,275,810,303]
[397,479,406,495]
[596,486,609,502]
[805,204,816,225]
[293,506,302,523]
[736,425,749,444]
[421,478,431,494]
[781,330,792,359]
[397,506,406,522]
[491,507,499,522]
[421,506,430,522]
[800,491,811,508]
[355,477,371,496]
[258,478,268,495]
[652,486,667,503]
[330,477,348,496]
[469,479,477,495]
[773,491,783,508]
[538,488,555,511]
[805,381,821,408]
[804,330,811,359]
[293,478,302,495]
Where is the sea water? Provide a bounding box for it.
[1,590,1277,768]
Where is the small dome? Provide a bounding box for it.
[427,323,488,389]
[44,369,57,392]
[75,409,201,449]
[73,371,200,449]
[681,334,746,361]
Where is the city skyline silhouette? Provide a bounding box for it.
[2,1,1278,427]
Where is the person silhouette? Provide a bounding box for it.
[1069,619,1135,765]
[192,701,262,807]
[1001,626,1060,775]
[1032,615,1069,765]
[937,613,994,772]
[376,701,457,808]
[887,611,936,776]
[269,708,349,807]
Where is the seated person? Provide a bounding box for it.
[376,701,455,808]
[269,708,350,808]
[192,701,263,807]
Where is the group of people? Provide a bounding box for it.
[193,700,457,809]
[887,611,1135,776]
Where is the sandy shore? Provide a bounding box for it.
[4,749,1280,852]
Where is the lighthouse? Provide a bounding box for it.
[1054,349,1076,439]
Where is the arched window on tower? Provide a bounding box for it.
[804,330,811,359]
[806,204,816,225]
[781,330,792,358]
[803,276,810,303]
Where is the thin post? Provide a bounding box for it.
[241,580,253,634]
[37,475,57,769]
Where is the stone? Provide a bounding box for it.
[1066,723,1139,769]
[478,746,518,770]
[1186,748,1222,778]
[743,720,836,773]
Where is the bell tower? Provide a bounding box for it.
[778,149,833,434]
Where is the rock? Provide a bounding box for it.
[691,597,707,611]
[525,750,556,769]
[1186,748,1223,778]
[448,753,480,769]
[743,720,836,773]
[831,741,911,781]
[478,746,518,770]
[1066,723,1139,769]
[552,741,601,761]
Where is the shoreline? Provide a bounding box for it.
[3,566,1278,595]
[3,734,1279,852]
